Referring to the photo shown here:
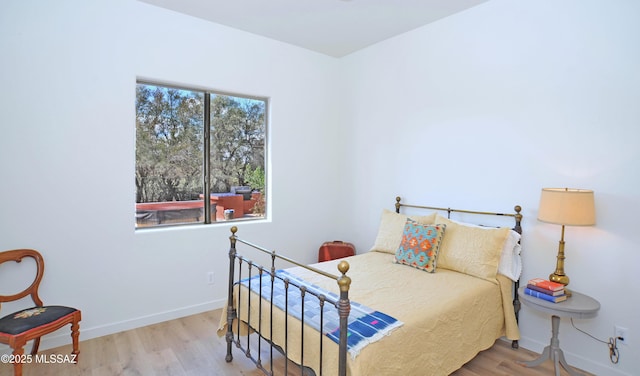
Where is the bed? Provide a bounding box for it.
[218,197,523,375]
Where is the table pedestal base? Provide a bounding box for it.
[519,315,585,376]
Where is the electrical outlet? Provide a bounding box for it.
[614,325,628,345]
[207,272,215,285]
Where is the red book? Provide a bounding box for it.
[527,278,565,292]
[526,284,564,296]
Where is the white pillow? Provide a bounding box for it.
[499,230,522,281]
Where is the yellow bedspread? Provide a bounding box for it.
[218,251,520,376]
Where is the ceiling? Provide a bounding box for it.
[138,0,489,57]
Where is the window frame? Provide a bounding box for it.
[135,79,269,229]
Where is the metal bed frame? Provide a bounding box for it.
[224,227,352,376]
[224,197,523,375]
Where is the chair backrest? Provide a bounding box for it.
[0,249,45,310]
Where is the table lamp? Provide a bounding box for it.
[538,188,595,296]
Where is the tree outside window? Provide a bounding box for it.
[135,82,267,228]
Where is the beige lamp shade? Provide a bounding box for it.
[538,188,596,226]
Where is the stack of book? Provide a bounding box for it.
[524,278,568,303]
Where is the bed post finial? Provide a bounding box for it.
[395,196,401,213]
[337,261,351,295]
[513,206,523,235]
[229,226,238,248]
[337,261,351,290]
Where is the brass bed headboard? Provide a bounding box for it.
[395,196,522,234]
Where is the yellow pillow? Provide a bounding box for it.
[369,209,436,254]
[435,214,510,281]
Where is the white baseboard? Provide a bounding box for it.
[518,336,632,376]
[34,299,226,352]
[7,307,630,376]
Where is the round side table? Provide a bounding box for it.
[518,287,600,376]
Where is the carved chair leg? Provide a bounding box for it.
[12,346,24,376]
[30,337,41,355]
[71,319,80,361]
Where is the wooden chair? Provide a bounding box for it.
[0,249,81,376]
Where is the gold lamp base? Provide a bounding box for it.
[550,226,571,297]
[549,272,571,297]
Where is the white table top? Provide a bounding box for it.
[518,286,600,319]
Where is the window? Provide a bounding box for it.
[135,82,267,228]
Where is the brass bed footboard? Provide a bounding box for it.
[395,196,523,349]
[223,197,523,376]
[225,226,351,376]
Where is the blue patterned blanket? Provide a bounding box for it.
[240,269,403,358]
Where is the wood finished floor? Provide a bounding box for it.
[1,309,594,376]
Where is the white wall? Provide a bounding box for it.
[2,0,639,375]
[0,0,351,352]
[342,1,640,375]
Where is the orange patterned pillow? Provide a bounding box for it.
[395,220,446,273]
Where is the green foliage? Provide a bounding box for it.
[245,165,265,192]
[209,94,265,193]
[135,85,203,202]
[135,84,266,205]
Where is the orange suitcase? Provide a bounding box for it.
[318,241,355,262]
